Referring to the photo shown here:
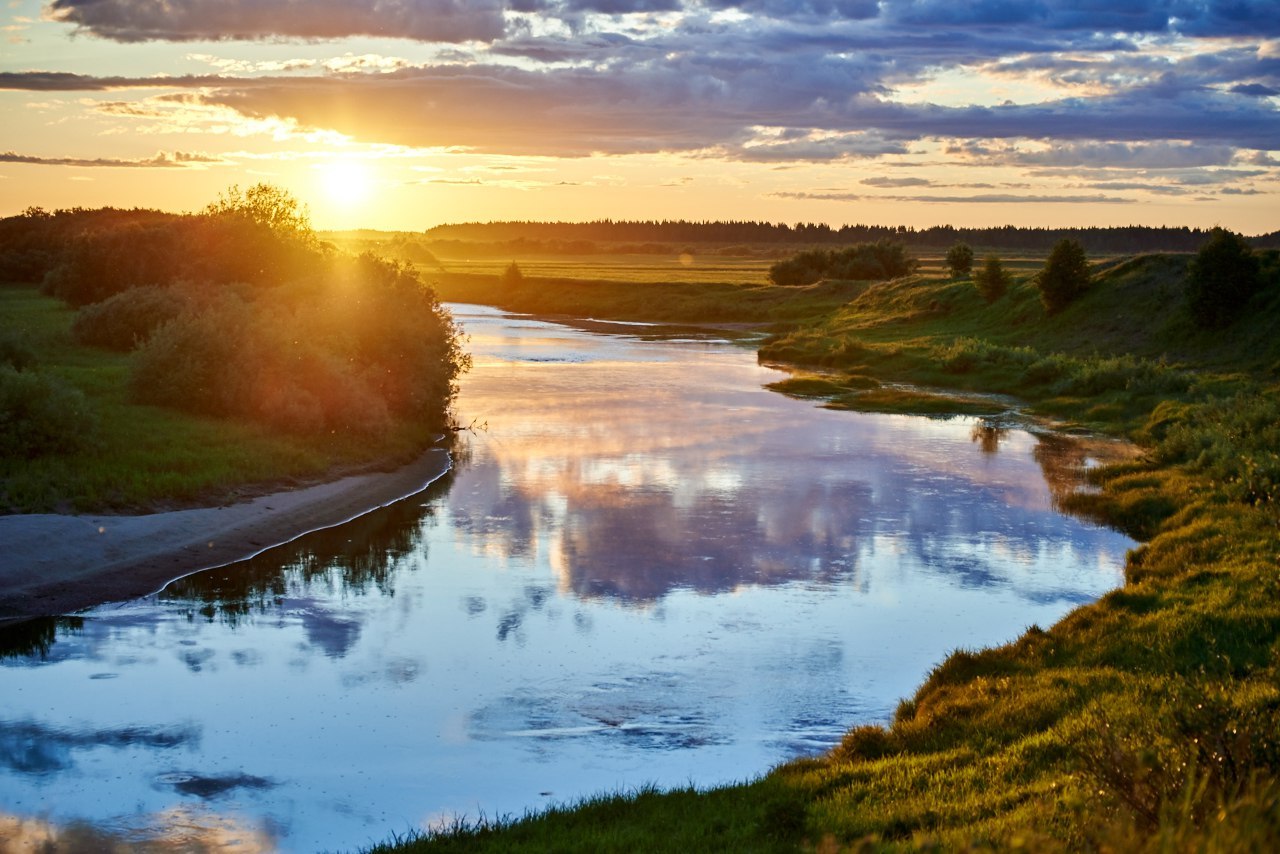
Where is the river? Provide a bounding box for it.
[0,305,1134,851]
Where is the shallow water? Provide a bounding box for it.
[0,305,1134,852]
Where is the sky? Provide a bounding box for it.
[2,0,1279,232]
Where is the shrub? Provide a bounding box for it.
[71,285,189,351]
[42,222,186,306]
[129,294,256,417]
[1185,227,1262,328]
[0,366,99,457]
[945,241,974,277]
[128,253,467,435]
[0,333,38,371]
[1038,238,1090,314]
[769,240,915,286]
[972,255,1010,303]
[500,261,524,289]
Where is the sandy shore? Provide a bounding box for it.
[0,448,451,622]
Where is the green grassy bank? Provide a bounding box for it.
[378,253,1280,851]
[0,283,438,513]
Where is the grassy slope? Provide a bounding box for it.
[0,284,436,513]
[379,255,1280,851]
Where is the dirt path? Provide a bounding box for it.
[0,449,451,622]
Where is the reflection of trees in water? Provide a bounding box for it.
[970,420,1009,454]
[160,470,456,626]
[1034,430,1105,512]
[0,617,84,660]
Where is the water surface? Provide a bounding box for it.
[0,305,1134,851]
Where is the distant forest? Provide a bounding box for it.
[425,220,1280,253]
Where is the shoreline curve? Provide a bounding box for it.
[0,448,452,623]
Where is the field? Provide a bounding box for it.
[0,284,438,513]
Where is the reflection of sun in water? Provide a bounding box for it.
[318,159,374,207]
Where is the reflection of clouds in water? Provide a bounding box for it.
[446,428,1125,607]
[0,806,277,852]
[0,719,199,776]
[469,674,728,757]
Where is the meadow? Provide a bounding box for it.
[366,238,1280,851]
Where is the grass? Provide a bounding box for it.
[369,249,1280,852]
[0,283,439,512]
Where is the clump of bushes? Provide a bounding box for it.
[129,252,467,435]
[72,285,189,351]
[0,366,99,457]
[39,183,325,307]
[1153,393,1280,507]
[769,240,915,286]
[0,333,38,371]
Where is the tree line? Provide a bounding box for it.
[424,220,1280,253]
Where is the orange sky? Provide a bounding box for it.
[3,1,1278,232]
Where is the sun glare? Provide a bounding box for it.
[319,159,375,207]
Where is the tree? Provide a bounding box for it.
[973,255,1010,303]
[203,183,314,240]
[1038,239,1090,314]
[500,261,524,289]
[946,241,974,277]
[1185,227,1262,328]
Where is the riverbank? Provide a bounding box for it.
[376,255,1280,851]
[0,447,451,622]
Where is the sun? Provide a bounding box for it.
[318,159,375,207]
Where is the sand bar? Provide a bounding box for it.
[0,448,451,622]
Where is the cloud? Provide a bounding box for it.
[773,190,1133,203]
[861,176,932,187]
[45,0,506,44]
[0,150,224,167]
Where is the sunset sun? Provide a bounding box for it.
[318,159,375,207]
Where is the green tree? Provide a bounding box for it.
[1038,238,1090,314]
[973,255,1010,303]
[1185,227,1262,328]
[946,241,974,278]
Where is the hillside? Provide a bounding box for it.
[377,250,1280,852]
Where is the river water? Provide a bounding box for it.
[0,305,1134,851]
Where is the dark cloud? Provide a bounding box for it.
[46,0,506,44]
[0,150,223,167]
[1231,83,1280,97]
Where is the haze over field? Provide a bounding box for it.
[2,0,1279,231]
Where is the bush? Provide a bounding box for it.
[0,366,99,457]
[769,240,915,286]
[972,255,1010,303]
[42,222,186,306]
[0,333,38,371]
[71,285,190,351]
[1038,238,1090,314]
[500,261,524,289]
[129,253,467,435]
[945,241,974,277]
[1185,228,1262,328]
[129,294,255,417]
